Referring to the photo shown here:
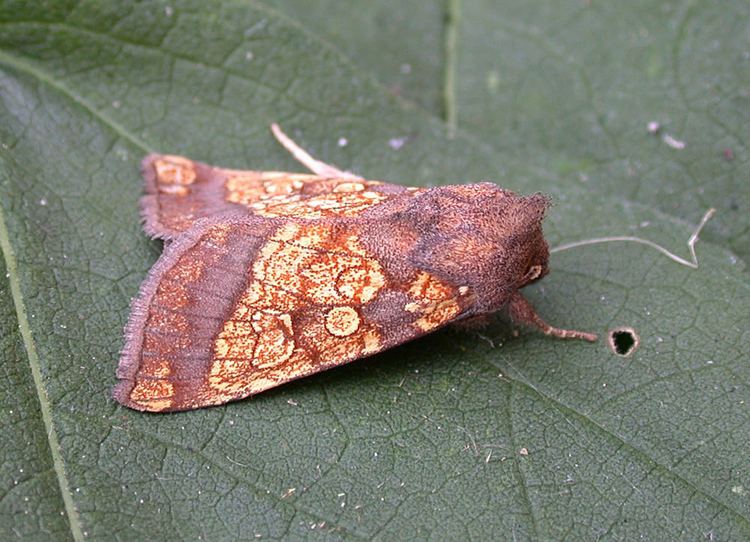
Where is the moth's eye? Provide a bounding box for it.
[525,265,543,281]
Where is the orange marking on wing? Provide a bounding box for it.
[362,328,381,355]
[240,281,301,312]
[251,311,295,368]
[251,191,388,218]
[405,272,463,332]
[204,223,231,244]
[224,172,389,218]
[251,223,386,306]
[413,299,462,332]
[154,155,197,189]
[209,309,296,395]
[206,222,387,399]
[409,271,455,301]
[150,359,173,379]
[130,379,175,411]
[333,182,363,192]
[214,331,257,361]
[325,306,361,337]
[208,357,254,394]
[224,172,305,206]
[300,313,381,364]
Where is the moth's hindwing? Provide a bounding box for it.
[113,216,476,412]
[140,154,419,239]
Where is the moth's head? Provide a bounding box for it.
[502,193,551,289]
[459,190,551,303]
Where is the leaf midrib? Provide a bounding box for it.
[0,50,150,154]
[0,46,149,542]
[443,0,460,138]
[0,201,83,541]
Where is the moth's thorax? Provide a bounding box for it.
[403,184,551,312]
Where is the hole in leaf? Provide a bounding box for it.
[608,327,639,357]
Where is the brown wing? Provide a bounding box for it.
[113,215,476,412]
[140,154,421,239]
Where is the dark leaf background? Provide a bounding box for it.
[0,1,748,540]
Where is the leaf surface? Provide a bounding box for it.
[0,253,71,540]
[0,1,748,540]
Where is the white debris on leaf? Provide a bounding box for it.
[662,134,686,150]
[388,136,407,150]
[648,121,686,149]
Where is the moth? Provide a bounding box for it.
[113,124,597,412]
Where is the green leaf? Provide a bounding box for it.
[263,0,446,115]
[0,1,748,540]
[453,0,750,263]
[0,256,71,539]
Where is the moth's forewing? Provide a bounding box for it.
[140,154,410,239]
[114,212,477,412]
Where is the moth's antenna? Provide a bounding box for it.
[270,123,362,180]
[551,208,716,269]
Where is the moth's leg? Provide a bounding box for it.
[508,291,598,342]
[270,123,363,180]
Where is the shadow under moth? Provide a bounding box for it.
[113,124,712,412]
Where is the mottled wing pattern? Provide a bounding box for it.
[114,216,476,412]
[141,154,421,239]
